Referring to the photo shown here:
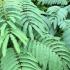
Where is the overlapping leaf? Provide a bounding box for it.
[26,35,70,70]
[20,0,49,40]
[0,0,28,57]
[1,48,41,70]
[42,6,69,35]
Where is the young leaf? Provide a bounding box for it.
[10,34,20,54]
[2,34,9,57]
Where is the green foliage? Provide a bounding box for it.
[62,20,70,47]
[42,5,70,48]
[0,0,70,70]
[26,38,70,70]
[42,6,69,35]
[0,0,28,56]
[20,0,49,40]
[1,48,41,70]
[32,0,70,5]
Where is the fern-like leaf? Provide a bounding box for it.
[0,0,28,56]
[21,0,49,40]
[42,6,69,35]
[32,0,70,5]
[26,35,70,70]
[1,48,41,70]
